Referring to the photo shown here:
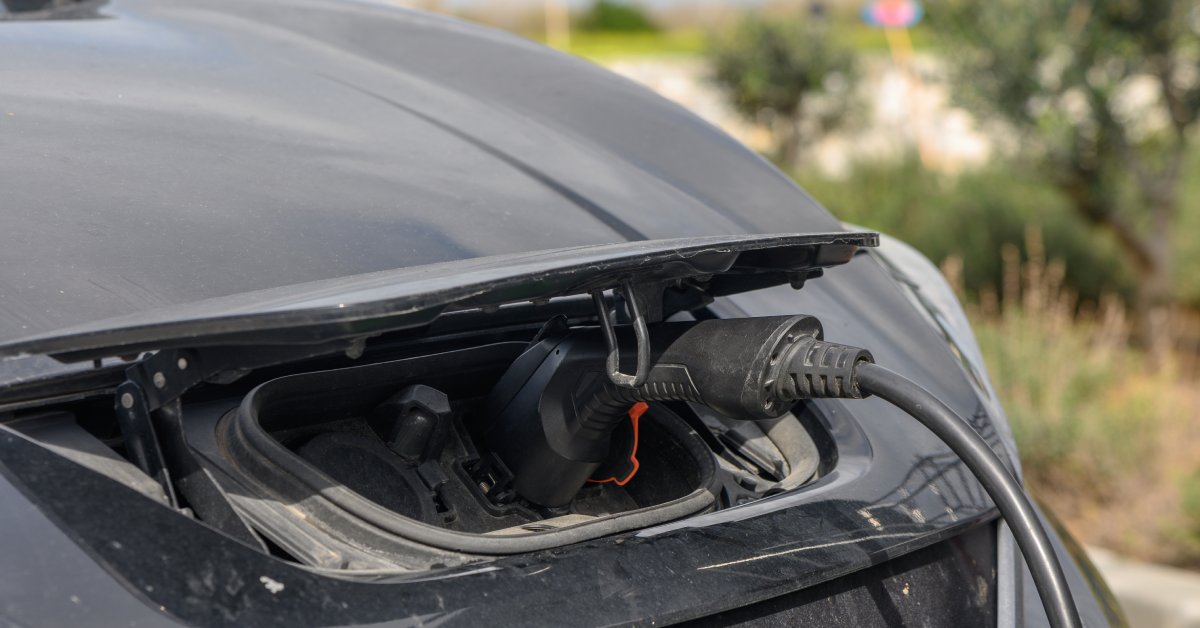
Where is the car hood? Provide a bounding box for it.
[0,232,875,361]
[0,0,841,347]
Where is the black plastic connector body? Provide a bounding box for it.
[485,313,1079,628]
[483,315,872,507]
[370,385,452,463]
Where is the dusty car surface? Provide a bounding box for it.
[0,0,1124,626]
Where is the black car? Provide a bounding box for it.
[0,1,1124,626]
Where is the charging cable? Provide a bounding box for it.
[851,362,1081,628]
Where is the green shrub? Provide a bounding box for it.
[795,158,1200,565]
[956,233,1199,566]
[707,13,858,168]
[972,300,1157,496]
[796,157,1135,305]
[576,0,658,33]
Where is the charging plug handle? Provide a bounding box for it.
[603,315,873,419]
[484,316,870,506]
[485,314,1080,628]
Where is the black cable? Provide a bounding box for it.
[475,314,1083,622]
[853,362,1082,628]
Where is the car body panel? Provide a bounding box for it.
[0,0,839,345]
[0,247,1117,627]
[0,232,874,360]
[0,1,1120,625]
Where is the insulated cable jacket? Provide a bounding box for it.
[853,362,1081,628]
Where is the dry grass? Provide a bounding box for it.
[944,228,1200,566]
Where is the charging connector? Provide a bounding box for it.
[484,316,847,506]
[483,314,1081,628]
[851,363,1081,628]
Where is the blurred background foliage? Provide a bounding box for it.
[576,0,660,32]
[797,156,1137,304]
[708,14,859,167]
[422,0,1200,567]
[931,0,1200,339]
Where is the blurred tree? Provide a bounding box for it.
[577,0,658,33]
[708,14,858,169]
[934,0,1200,329]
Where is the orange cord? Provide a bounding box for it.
[586,402,648,486]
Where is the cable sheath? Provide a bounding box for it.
[855,363,1081,628]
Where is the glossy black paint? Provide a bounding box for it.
[0,378,1002,626]
[0,0,1120,626]
[683,522,999,626]
[0,0,840,346]
[0,250,1118,625]
[0,232,874,360]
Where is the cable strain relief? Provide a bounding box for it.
[778,339,874,399]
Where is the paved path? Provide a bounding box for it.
[1089,547,1200,627]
